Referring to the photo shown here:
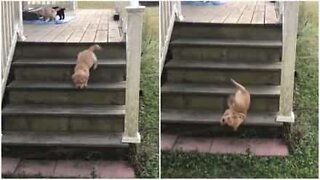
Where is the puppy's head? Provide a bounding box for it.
[220,109,246,131]
[72,71,88,89]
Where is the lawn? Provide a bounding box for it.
[161,2,318,178]
[132,6,159,178]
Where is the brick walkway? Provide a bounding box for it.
[2,158,135,178]
[162,134,289,156]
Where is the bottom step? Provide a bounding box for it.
[2,157,135,178]
[2,132,129,160]
[2,131,128,148]
[162,134,288,156]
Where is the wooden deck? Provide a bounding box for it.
[181,1,279,24]
[23,9,122,43]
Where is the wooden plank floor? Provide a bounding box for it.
[23,9,122,43]
[181,1,279,24]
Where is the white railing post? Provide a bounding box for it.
[17,1,26,41]
[122,5,145,143]
[276,2,299,123]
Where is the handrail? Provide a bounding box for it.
[159,1,183,74]
[1,1,25,101]
[276,1,299,123]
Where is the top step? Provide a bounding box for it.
[13,42,126,59]
[172,22,282,41]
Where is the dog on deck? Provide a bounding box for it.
[72,44,101,89]
[52,6,66,20]
[34,7,59,22]
[220,79,251,131]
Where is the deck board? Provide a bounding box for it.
[24,9,121,43]
[182,1,279,24]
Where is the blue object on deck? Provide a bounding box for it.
[23,16,75,25]
[182,1,227,6]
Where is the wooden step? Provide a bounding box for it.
[12,58,126,67]
[162,109,282,127]
[7,81,125,105]
[164,61,281,85]
[3,104,125,116]
[3,105,125,132]
[170,44,281,62]
[12,59,126,82]
[14,42,126,59]
[162,83,280,96]
[171,39,282,48]
[2,131,128,148]
[172,22,282,41]
[7,81,126,91]
[165,60,281,71]
[161,83,280,112]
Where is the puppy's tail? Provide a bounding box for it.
[230,78,246,91]
[89,44,102,51]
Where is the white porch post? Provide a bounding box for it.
[122,5,145,143]
[17,1,26,41]
[276,2,299,123]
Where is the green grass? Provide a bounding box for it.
[131,7,159,178]
[161,2,318,178]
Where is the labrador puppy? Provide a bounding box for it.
[72,44,101,89]
[220,79,251,131]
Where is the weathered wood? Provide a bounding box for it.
[122,6,145,143]
[2,132,128,148]
[171,39,282,48]
[277,2,299,123]
[162,109,282,126]
[224,2,248,23]
[23,9,120,43]
[165,60,281,71]
[162,83,280,96]
[238,1,257,23]
[265,2,278,24]
[3,104,125,116]
[251,1,265,24]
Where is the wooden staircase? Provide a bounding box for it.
[2,42,130,159]
[161,22,285,139]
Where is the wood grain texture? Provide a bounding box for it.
[24,9,121,43]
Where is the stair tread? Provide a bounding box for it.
[165,60,281,70]
[171,39,282,47]
[7,81,126,90]
[3,104,125,116]
[162,83,280,96]
[2,131,128,148]
[162,109,282,126]
[12,58,126,66]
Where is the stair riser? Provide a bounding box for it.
[13,67,125,82]
[162,94,279,112]
[166,69,281,85]
[161,124,283,138]
[8,90,125,105]
[172,23,282,41]
[171,46,281,62]
[14,43,126,59]
[3,146,129,160]
[3,116,124,132]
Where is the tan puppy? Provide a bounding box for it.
[72,44,101,89]
[220,79,251,131]
[36,7,59,21]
